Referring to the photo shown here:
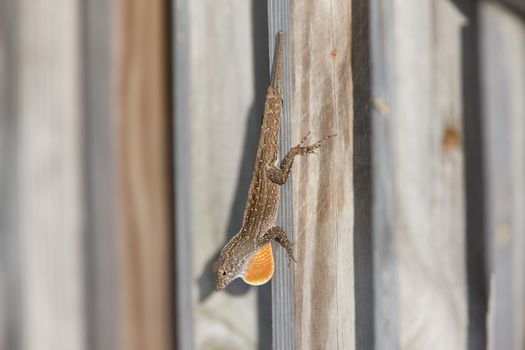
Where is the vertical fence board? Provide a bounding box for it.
[396,1,468,347]
[83,0,117,349]
[16,0,86,349]
[172,0,194,349]
[187,1,270,349]
[116,0,173,349]
[480,3,525,349]
[290,1,355,349]
[371,0,469,348]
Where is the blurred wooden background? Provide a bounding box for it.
[0,0,524,349]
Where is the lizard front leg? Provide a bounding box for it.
[267,133,336,185]
[258,226,297,262]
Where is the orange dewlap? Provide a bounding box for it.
[242,243,274,286]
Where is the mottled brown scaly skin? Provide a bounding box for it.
[213,32,335,291]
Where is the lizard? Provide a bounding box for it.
[213,31,335,291]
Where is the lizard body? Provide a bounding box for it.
[213,32,335,291]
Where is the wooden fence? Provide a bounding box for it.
[0,0,524,349]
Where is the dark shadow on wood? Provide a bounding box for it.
[351,0,375,349]
[497,0,525,16]
[163,0,177,348]
[250,1,272,350]
[0,0,21,348]
[450,1,488,349]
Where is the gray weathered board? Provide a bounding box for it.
[172,0,194,349]
[289,1,356,350]
[480,2,525,349]
[9,0,87,349]
[371,0,469,348]
[83,0,118,349]
[187,1,271,349]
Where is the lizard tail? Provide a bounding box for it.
[270,31,284,91]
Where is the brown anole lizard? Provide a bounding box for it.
[213,31,335,291]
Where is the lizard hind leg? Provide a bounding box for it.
[267,133,337,185]
[258,226,297,263]
[242,228,296,287]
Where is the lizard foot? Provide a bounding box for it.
[259,226,297,264]
[297,133,337,155]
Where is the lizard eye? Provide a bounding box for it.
[222,271,227,276]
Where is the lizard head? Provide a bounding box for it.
[213,237,253,291]
[213,254,245,291]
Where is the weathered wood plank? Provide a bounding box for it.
[172,0,195,349]
[116,0,173,348]
[397,1,468,348]
[371,0,469,348]
[16,0,86,349]
[83,0,117,349]
[290,1,355,349]
[480,3,525,349]
[187,1,271,349]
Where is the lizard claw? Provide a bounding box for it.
[286,254,297,266]
[298,133,337,155]
[299,145,319,155]
[285,244,297,265]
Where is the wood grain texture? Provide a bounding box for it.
[15,0,86,349]
[397,2,467,347]
[188,1,271,349]
[116,0,173,349]
[290,1,355,349]
[371,0,469,348]
[480,3,525,349]
[396,1,468,348]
